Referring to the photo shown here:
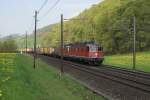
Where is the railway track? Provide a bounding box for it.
[101,65,150,80]
[62,60,150,94]
[37,54,150,99]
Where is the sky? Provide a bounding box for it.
[0,0,103,37]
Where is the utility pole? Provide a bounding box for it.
[133,16,136,70]
[59,15,85,75]
[34,11,38,69]
[26,31,28,54]
[22,34,25,53]
[60,14,64,74]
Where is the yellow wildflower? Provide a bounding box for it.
[0,90,2,97]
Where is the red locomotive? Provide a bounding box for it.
[53,41,104,65]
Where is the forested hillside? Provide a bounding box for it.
[18,0,150,54]
[0,38,17,52]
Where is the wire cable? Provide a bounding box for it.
[39,0,60,21]
[38,0,48,13]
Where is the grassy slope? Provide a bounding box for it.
[0,54,104,100]
[104,51,150,72]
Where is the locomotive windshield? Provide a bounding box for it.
[90,46,97,52]
[88,45,97,52]
[88,44,102,52]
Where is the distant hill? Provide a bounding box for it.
[16,0,150,54]
[37,24,52,34]
[0,34,21,41]
[15,24,54,48]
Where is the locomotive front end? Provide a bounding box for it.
[88,43,104,65]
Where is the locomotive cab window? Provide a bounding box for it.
[89,45,97,52]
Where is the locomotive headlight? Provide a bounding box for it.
[95,53,98,56]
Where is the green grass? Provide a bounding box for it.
[0,53,16,98]
[0,53,105,100]
[104,51,150,72]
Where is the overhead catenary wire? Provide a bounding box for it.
[38,0,48,13]
[25,0,60,37]
[27,0,48,32]
[39,0,60,21]
[27,0,60,33]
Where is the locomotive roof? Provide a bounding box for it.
[64,41,100,46]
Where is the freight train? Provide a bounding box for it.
[22,41,104,65]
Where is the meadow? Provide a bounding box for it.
[0,53,105,100]
[104,51,150,73]
[0,53,15,98]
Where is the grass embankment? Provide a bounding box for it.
[104,51,150,72]
[0,53,105,100]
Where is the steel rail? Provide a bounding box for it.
[63,61,150,94]
[101,65,150,80]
